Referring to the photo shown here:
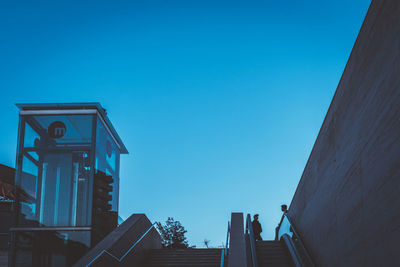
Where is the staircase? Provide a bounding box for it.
[144,248,223,267]
[256,241,294,267]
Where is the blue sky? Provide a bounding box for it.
[0,0,370,247]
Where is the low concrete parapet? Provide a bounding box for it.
[73,214,161,267]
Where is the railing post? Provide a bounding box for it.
[220,221,230,267]
[246,214,258,267]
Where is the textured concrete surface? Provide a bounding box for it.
[288,1,400,266]
[228,213,247,267]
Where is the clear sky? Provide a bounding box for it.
[0,0,370,247]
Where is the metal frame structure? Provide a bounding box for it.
[9,103,128,267]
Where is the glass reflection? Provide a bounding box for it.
[277,215,314,266]
[92,118,120,243]
[95,117,120,212]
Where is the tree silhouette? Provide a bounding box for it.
[156,217,189,248]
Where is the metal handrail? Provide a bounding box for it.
[276,212,315,267]
[245,214,258,267]
[220,221,230,267]
[86,222,158,266]
[281,233,303,267]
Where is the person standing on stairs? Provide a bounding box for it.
[252,214,263,241]
[275,204,288,240]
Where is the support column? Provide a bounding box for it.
[228,212,247,267]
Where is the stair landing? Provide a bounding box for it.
[144,248,223,267]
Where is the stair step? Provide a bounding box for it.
[145,264,220,266]
[145,248,223,267]
[146,263,222,266]
[148,260,221,262]
[255,241,294,267]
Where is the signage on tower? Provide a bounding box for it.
[48,121,66,138]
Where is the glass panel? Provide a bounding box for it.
[24,115,92,148]
[91,117,120,241]
[18,114,94,227]
[72,152,91,226]
[277,216,293,239]
[23,122,40,149]
[39,152,90,227]
[14,230,90,267]
[277,215,314,266]
[39,153,73,226]
[95,117,120,212]
[19,155,39,224]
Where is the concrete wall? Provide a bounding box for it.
[288,1,400,266]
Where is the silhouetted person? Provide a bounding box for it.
[252,214,262,241]
[281,204,288,212]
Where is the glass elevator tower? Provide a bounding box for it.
[9,103,128,267]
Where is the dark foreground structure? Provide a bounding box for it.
[2,1,400,266]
